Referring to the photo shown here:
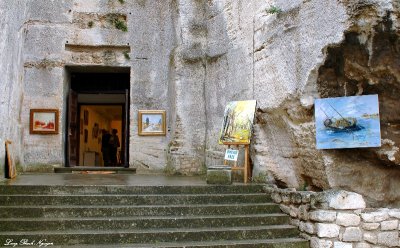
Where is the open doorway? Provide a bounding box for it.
[79,105,122,166]
[66,67,130,167]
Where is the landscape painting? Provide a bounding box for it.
[138,110,166,136]
[219,100,257,144]
[30,109,59,134]
[315,95,381,149]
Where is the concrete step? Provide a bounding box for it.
[54,167,136,174]
[0,214,289,231]
[0,225,301,245]
[64,238,310,248]
[0,185,265,195]
[0,193,271,206]
[0,203,280,218]
[0,182,309,247]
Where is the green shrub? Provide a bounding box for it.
[266,5,282,14]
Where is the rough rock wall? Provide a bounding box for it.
[0,0,27,178]
[167,0,207,175]
[202,0,348,184]
[21,0,73,169]
[2,0,400,206]
[315,1,400,207]
[18,0,174,171]
[204,0,255,166]
[129,0,176,170]
[203,0,400,206]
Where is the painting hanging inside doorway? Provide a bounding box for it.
[315,95,381,149]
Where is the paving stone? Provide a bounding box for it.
[342,227,362,242]
[355,243,371,248]
[388,210,400,219]
[380,220,398,231]
[336,212,361,226]
[310,237,333,248]
[316,223,340,238]
[299,221,314,234]
[310,210,337,222]
[377,231,399,247]
[327,191,366,210]
[362,222,380,231]
[333,241,352,248]
[364,232,378,244]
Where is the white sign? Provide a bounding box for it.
[224,149,239,161]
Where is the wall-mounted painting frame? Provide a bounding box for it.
[315,94,381,149]
[29,109,59,135]
[138,110,166,136]
[83,110,89,125]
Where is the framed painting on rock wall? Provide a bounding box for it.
[138,110,166,136]
[315,95,381,149]
[29,109,59,134]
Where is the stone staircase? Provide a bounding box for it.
[0,184,309,247]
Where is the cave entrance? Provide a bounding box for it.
[66,66,130,167]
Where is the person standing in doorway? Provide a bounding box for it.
[101,129,111,167]
[109,129,120,166]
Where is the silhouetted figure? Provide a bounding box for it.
[101,130,111,167]
[109,129,120,166]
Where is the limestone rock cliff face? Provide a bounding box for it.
[0,0,27,173]
[242,0,400,207]
[0,0,399,206]
[196,0,400,207]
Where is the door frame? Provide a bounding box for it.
[65,67,131,167]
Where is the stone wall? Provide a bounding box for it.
[0,0,28,178]
[265,185,400,248]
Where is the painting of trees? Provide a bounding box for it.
[219,100,257,144]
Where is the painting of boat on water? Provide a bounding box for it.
[315,95,381,149]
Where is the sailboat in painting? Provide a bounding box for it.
[315,95,381,149]
[320,103,361,132]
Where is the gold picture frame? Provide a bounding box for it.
[138,110,166,136]
[29,109,59,134]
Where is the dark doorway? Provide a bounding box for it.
[66,67,130,167]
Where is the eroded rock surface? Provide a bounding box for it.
[0,0,399,206]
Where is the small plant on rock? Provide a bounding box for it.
[107,14,128,32]
[266,5,282,14]
[123,51,130,60]
[88,21,94,28]
[118,0,125,3]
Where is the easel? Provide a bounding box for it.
[223,142,251,183]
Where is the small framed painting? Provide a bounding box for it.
[29,109,59,134]
[138,110,166,136]
[83,110,89,125]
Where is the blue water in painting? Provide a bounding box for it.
[316,118,381,149]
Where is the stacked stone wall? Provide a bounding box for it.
[265,185,400,248]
